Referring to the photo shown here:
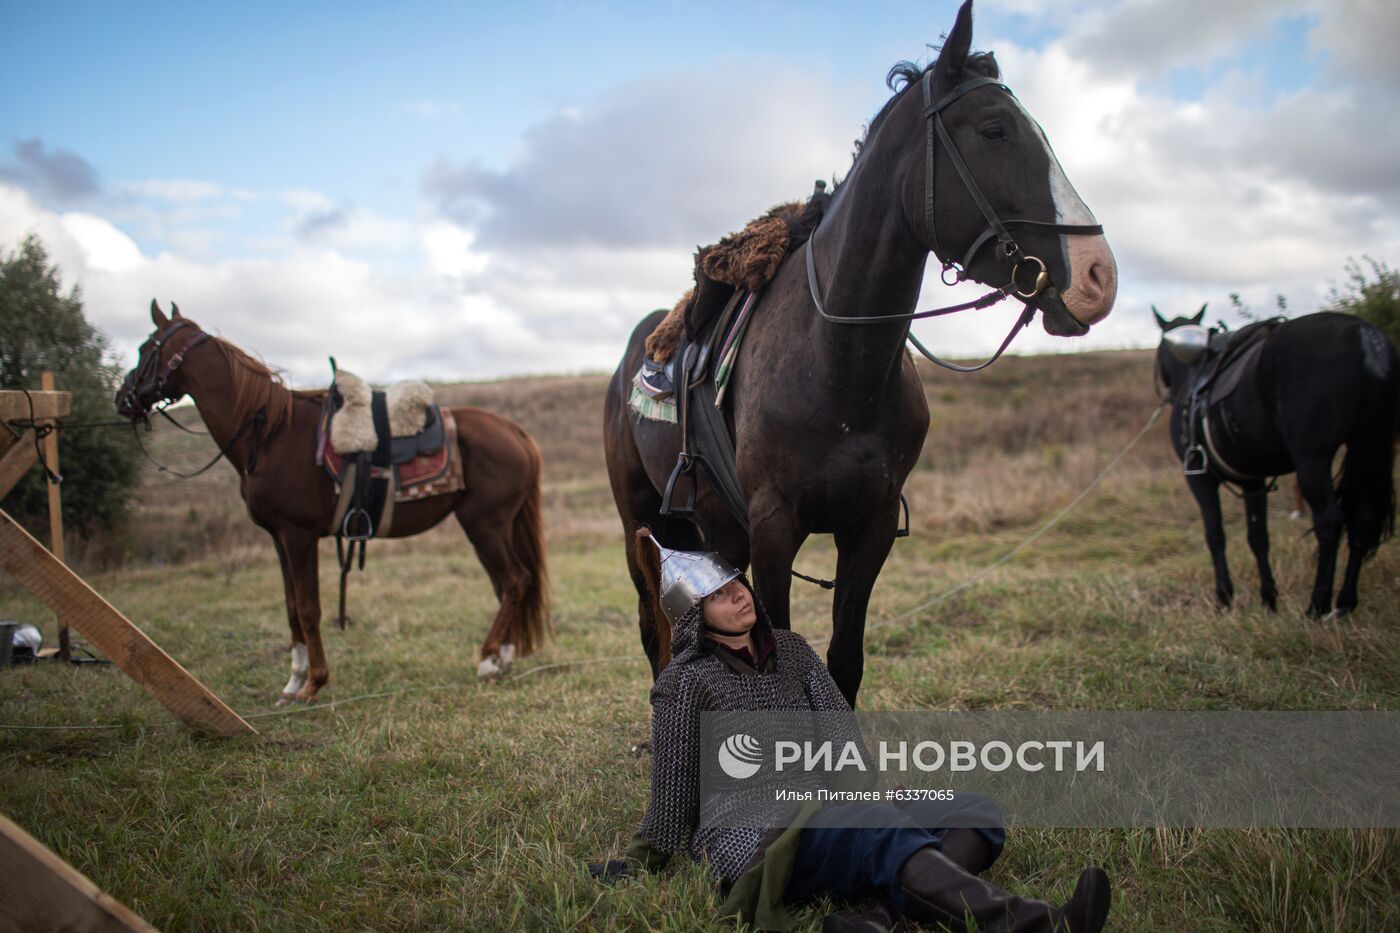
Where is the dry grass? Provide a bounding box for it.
[2,349,1397,930]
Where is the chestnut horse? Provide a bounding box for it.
[117,302,549,703]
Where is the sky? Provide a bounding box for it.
[2,0,1398,386]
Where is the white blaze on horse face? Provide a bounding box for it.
[1012,99,1116,326]
[283,643,309,696]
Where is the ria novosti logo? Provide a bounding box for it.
[718,733,763,779]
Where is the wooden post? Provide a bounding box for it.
[0,811,159,932]
[40,371,70,661]
[0,508,256,736]
[0,429,39,499]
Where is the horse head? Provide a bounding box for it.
[115,299,207,420]
[1152,303,1209,398]
[865,0,1116,336]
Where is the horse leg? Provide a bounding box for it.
[271,534,310,706]
[747,491,806,634]
[281,528,329,701]
[1242,484,1278,611]
[1335,485,1386,615]
[827,502,901,708]
[1186,473,1233,608]
[456,499,529,679]
[1297,458,1345,618]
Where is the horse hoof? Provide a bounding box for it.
[477,656,502,679]
[275,693,305,707]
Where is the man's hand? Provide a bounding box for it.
[587,859,634,884]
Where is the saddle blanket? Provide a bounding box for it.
[320,406,464,509]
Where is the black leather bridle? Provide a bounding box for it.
[118,320,210,422]
[807,70,1106,372]
[118,320,269,476]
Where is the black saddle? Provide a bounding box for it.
[1181,317,1286,477]
[389,400,444,464]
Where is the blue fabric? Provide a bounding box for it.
[783,795,1006,910]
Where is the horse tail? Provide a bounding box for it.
[632,526,671,670]
[1338,325,1399,560]
[507,428,552,656]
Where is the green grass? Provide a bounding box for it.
[2,352,1398,930]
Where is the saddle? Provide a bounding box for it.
[1181,317,1286,479]
[317,369,463,542]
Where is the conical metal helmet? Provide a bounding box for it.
[1163,324,1210,364]
[648,536,742,625]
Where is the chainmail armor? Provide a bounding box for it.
[635,583,851,883]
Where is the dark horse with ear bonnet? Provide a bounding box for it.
[605,0,1117,705]
[1155,306,1398,616]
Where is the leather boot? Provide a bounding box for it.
[897,847,1110,932]
[822,901,901,933]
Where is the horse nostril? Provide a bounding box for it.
[1085,261,1105,294]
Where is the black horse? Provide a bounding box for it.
[605,0,1117,705]
[1154,307,1398,617]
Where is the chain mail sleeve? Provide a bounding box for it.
[797,640,852,713]
[632,666,707,864]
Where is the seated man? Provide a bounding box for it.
[591,529,1111,932]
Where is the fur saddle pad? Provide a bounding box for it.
[329,370,436,455]
[319,406,465,505]
[645,185,830,365]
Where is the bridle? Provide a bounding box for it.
[806,70,1105,372]
[118,320,268,476]
[118,320,211,422]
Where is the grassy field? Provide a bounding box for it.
[2,350,1397,930]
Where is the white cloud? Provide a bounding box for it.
[6,1,1399,380]
[423,62,865,251]
[57,212,143,272]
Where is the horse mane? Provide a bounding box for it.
[851,51,1000,167]
[209,338,301,437]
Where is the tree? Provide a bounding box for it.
[1323,256,1400,347]
[0,234,140,543]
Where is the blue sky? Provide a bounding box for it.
[2,0,1397,383]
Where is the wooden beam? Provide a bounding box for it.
[41,372,70,660]
[0,430,38,500]
[0,508,256,737]
[0,389,72,422]
[0,812,159,933]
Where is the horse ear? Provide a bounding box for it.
[171,302,182,319]
[150,299,169,328]
[1192,303,1207,324]
[934,0,974,89]
[1151,305,1168,330]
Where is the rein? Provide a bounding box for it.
[806,70,1104,372]
[132,408,267,478]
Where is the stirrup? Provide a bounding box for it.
[1183,445,1209,476]
[341,507,374,541]
[659,453,698,519]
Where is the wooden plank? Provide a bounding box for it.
[0,508,256,737]
[0,389,72,422]
[0,811,159,933]
[41,372,70,660]
[0,430,38,500]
